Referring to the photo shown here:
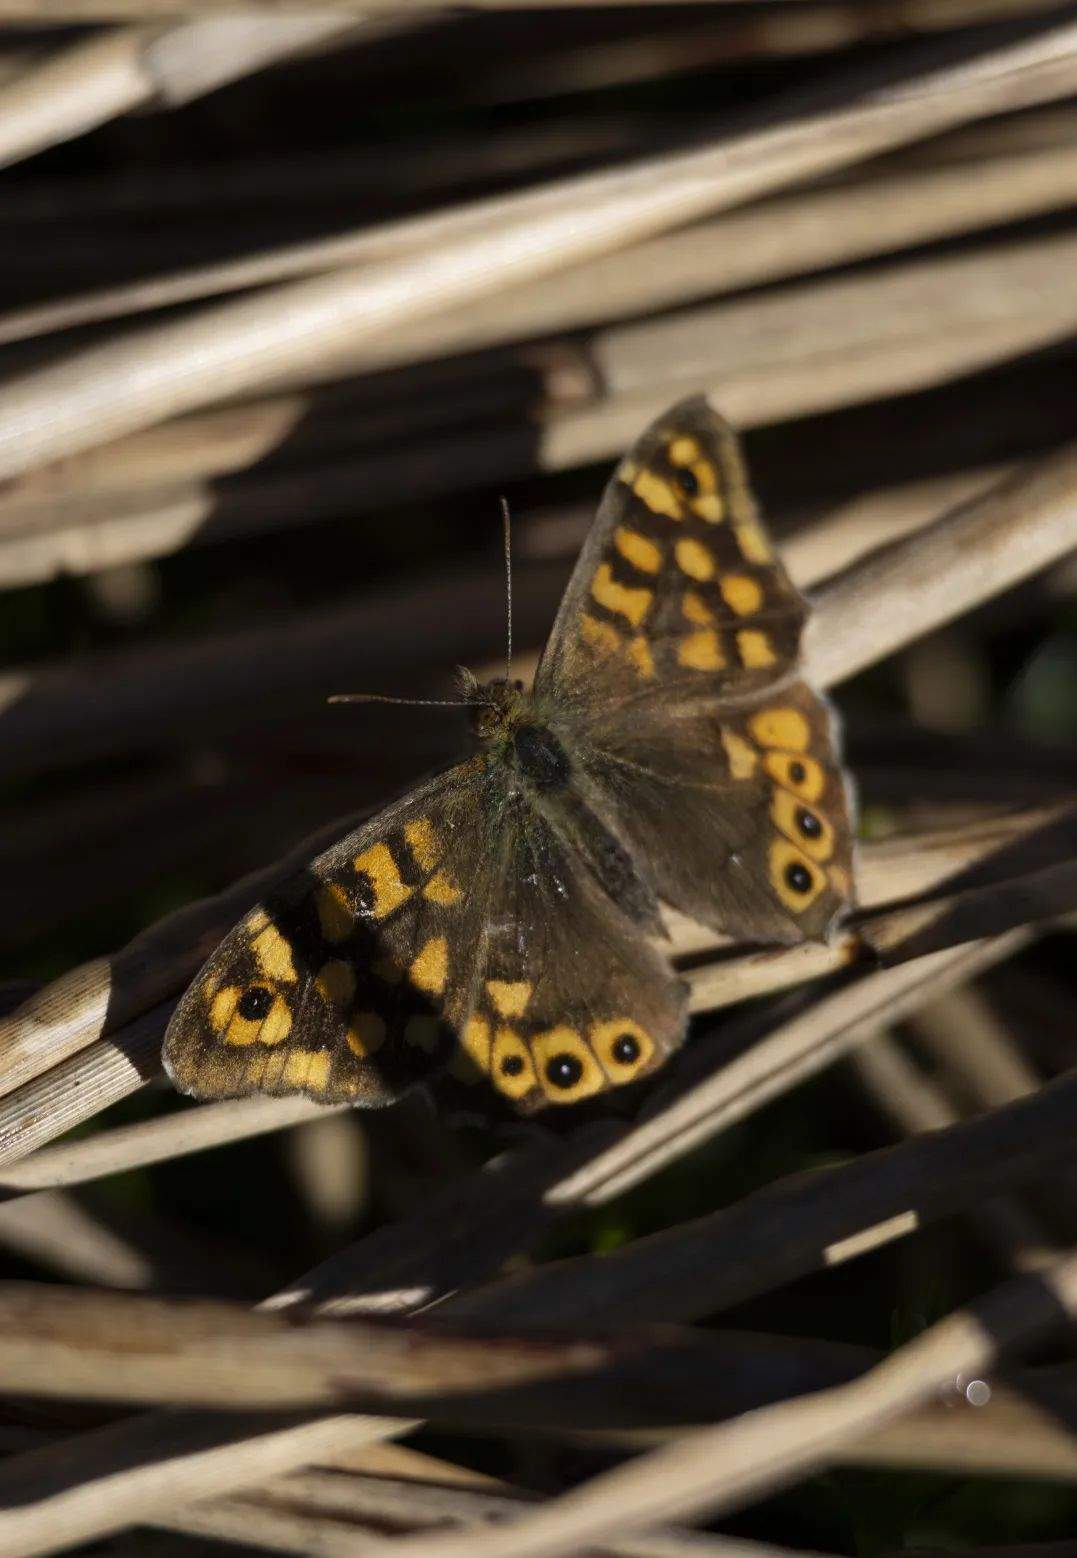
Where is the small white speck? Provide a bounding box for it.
[965,1379,991,1406]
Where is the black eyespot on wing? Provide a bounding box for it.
[785,861,812,894]
[501,1055,524,1077]
[546,1053,584,1089]
[797,808,822,839]
[789,761,807,784]
[611,1032,640,1065]
[238,986,273,1020]
[675,466,699,497]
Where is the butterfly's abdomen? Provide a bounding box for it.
[513,724,571,791]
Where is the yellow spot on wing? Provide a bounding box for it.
[591,563,652,627]
[315,959,356,1011]
[353,843,413,919]
[668,436,701,465]
[486,980,532,1018]
[734,520,771,562]
[260,998,293,1046]
[765,750,825,801]
[667,435,723,520]
[251,924,296,984]
[532,1027,605,1103]
[591,1017,654,1082]
[771,790,834,862]
[492,1027,535,1100]
[632,468,683,521]
[614,527,662,574]
[738,629,777,668]
[404,818,439,872]
[750,707,810,751]
[580,613,621,656]
[210,986,240,1030]
[770,839,827,911]
[348,1011,386,1056]
[627,635,655,678]
[423,871,462,906]
[674,538,714,581]
[721,574,764,615]
[678,630,725,670]
[283,1049,331,1092]
[682,591,715,626]
[316,883,353,943]
[693,493,724,523]
[450,1016,491,1083]
[720,727,758,780]
[410,936,448,996]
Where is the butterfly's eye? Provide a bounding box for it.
[238,986,273,1020]
[673,466,699,497]
[610,1031,641,1065]
[501,1054,524,1077]
[545,1052,584,1090]
[784,861,813,895]
[796,808,822,839]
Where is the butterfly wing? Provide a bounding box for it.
[164,762,500,1106]
[439,790,687,1114]
[536,395,855,945]
[164,756,685,1113]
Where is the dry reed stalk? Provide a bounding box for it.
[0,1095,346,1197]
[0,0,1063,12]
[5,223,1076,591]
[0,1194,155,1288]
[5,126,1076,348]
[853,1035,1062,1270]
[2,18,1077,478]
[0,16,363,169]
[358,1253,1077,1558]
[440,1062,1077,1329]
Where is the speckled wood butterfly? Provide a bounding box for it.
[164,397,855,1114]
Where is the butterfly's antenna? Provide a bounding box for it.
[500,495,513,675]
[329,693,475,709]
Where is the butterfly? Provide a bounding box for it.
[164,396,855,1114]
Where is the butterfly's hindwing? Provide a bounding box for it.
[576,680,854,943]
[443,796,687,1112]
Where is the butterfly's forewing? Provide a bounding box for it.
[163,763,500,1106]
[537,395,855,944]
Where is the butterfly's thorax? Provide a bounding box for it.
[471,677,573,794]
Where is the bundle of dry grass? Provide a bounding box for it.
[0,3,1075,1555]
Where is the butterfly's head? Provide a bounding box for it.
[468,674,529,742]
